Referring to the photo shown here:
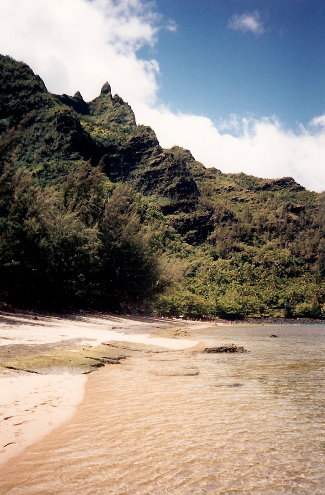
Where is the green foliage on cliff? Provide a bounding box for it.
[0,54,324,317]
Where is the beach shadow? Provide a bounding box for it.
[0,313,48,327]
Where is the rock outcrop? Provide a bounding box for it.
[204,345,247,353]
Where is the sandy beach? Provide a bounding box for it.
[1,314,324,494]
[0,310,215,467]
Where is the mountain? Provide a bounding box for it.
[0,54,324,318]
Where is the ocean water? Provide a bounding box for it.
[1,324,324,494]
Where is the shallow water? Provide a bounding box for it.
[1,324,325,494]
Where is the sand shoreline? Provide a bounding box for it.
[2,309,323,469]
[0,311,215,467]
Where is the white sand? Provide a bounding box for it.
[0,313,198,349]
[0,312,204,467]
[0,372,86,466]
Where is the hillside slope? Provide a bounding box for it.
[0,54,324,318]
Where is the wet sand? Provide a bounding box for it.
[1,322,324,494]
[0,311,214,467]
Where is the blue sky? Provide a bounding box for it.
[153,0,325,130]
[0,0,325,191]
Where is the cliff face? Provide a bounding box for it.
[0,54,200,212]
[1,54,324,318]
[0,56,49,123]
[0,56,98,179]
[0,54,319,241]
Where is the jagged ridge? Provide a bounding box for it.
[1,54,324,318]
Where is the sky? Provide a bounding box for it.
[0,0,325,192]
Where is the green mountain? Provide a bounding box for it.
[1,54,324,318]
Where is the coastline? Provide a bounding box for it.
[0,371,87,467]
[1,309,324,469]
[0,311,212,467]
[1,318,324,494]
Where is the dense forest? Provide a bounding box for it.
[1,54,325,318]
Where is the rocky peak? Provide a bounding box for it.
[55,90,89,115]
[89,83,135,127]
[260,177,305,192]
[100,82,112,96]
[73,91,83,100]
[113,94,125,104]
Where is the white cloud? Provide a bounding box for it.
[228,11,264,35]
[166,20,177,33]
[0,0,324,192]
[136,106,325,192]
[0,0,160,102]
[310,115,325,129]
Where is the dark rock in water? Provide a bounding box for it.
[204,344,247,353]
[90,362,105,368]
[270,334,278,338]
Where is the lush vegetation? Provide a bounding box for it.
[1,54,324,318]
[0,160,165,310]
